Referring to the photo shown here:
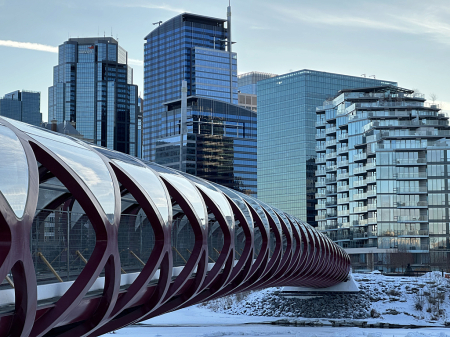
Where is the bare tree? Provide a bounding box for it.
[430,93,438,104]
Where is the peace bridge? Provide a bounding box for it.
[0,117,350,337]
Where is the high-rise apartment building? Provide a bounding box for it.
[258,70,396,225]
[316,85,450,271]
[48,37,138,156]
[237,72,277,112]
[0,90,41,126]
[143,9,257,196]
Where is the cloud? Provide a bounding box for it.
[0,40,57,53]
[129,58,143,66]
[267,2,450,47]
[113,2,185,13]
[0,39,144,65]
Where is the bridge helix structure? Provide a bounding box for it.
[0,116,351,337]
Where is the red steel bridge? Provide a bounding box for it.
[0,117,350,336]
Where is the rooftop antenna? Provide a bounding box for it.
[361,74,366,77]
[153,21,163,26]
[369,75,376,79]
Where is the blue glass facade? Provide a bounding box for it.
[48,37,138,156]
[257,70,397,224]
[143,13,238,161]
[0,90,41,126]
[157,97,257,196]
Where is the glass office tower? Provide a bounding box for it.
[258,70,396,225]
[316,85,450,271]
[48,37,138,156]
[0,90,41,126]
[237,72,277,112]
[157,96,257,196]
[143,12,238,161]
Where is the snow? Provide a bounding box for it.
[108,306,450,337]
[106,273,450,336]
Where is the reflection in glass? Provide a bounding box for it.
[30,134,115,222]
[0,125,29,217]
[114,160,170,226]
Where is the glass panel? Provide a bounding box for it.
[238,192,270,232]
[30,134,115,222]
[3,117,86,149]
[158,173,207,227]
[0,125,29,217]
[113,160,170,226]
[210,183,253,227]
[190,178,234,228]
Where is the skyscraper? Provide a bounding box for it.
[143,9,257,196]
[0,90,41,126]
[316,85,450,271]
[257,70,396,225]
[143,11,237,161]
[48,37,138,156]
[237,72,277,112]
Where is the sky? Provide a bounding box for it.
[0,0,449,122]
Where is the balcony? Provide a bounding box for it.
[395,172,428,180]
[353,192,367,200]
[367,202,377,210]
[367,190,376,197]
[338,210,350,216]
[396,187,427,194]
[337,173,349,180]
[326,152,337,160]
[326,139,337,147]
[337,160,349,168]
[326,165,337,172]
[353,219,368,226]
[315,203,326,210]
[325,200,337,206]
[325,126,336,134]
[315,215,326,221]
[326,211,337,218]
[397,215,428,222]
[337,197,349,204]
[353,180,367,188]
[337,146,349,154]
[354,153,367,162]
[339,222,350,228]
[353,166,366,175]
[315,132,326,139]
[337,235,351,241]
[396,158,427,165]
[366,162,376,170]
[366,176,376,184]
[316,180,326,187]
[338,133,348,141]
[315,169,326,176]
[315,120,326,128]
[326,177,337,184]
[315,144,326,152]
[353,206,368,213]
[367,217,377,224]
[316,157,326,164]
[398,230,429,237]
[315,192,326,198]
[337,185,349,192]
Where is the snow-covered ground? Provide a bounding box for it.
[107,272,450,336]
[110,306,450,337]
